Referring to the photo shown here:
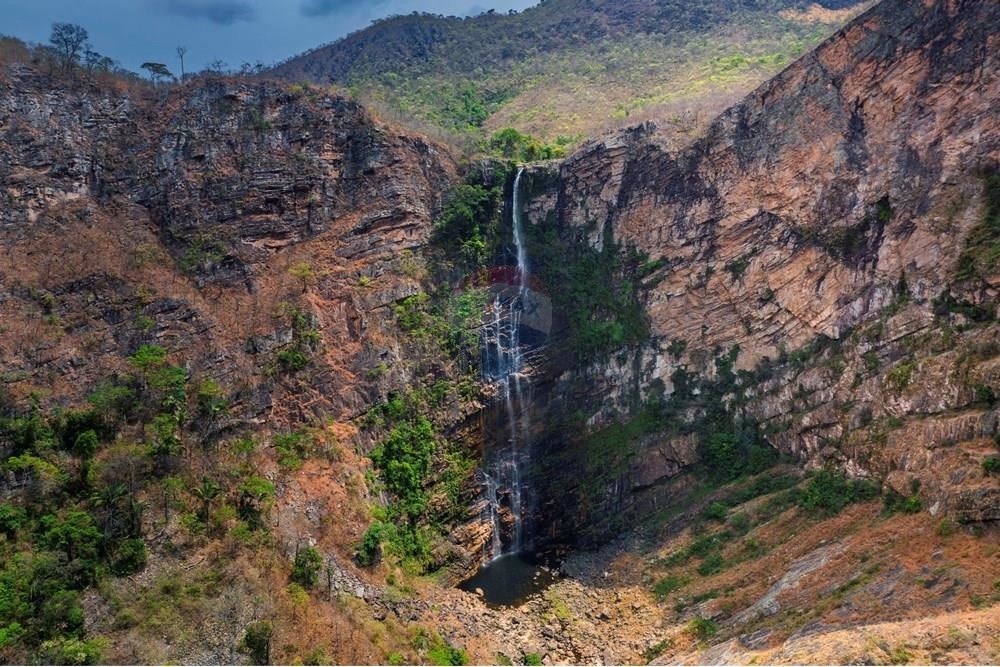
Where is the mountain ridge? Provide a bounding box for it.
[270,0,873,142]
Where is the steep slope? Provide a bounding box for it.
[515,0,999,546]
[0,64,470,663]
[0,73,460,429]
[269,0,872,142]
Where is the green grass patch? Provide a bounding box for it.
[653,574,689,600]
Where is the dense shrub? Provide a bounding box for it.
[983,456,1000,476]
[653,574,688,600]
[291,546,323,588]
[110,538,147,576]
[241,621,273,665]
[370,417,436,523]
[357,521,389,567]
[688,616,718,640]
[796,470,877,516]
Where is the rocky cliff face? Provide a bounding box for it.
[0,71,456,420]
[514,0,1000,546]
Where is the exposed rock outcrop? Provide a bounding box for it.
[0,69,457,422]
[515,0,1000,546]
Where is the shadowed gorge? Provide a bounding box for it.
[1,0,1000,664]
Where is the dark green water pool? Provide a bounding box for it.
[458,553,561,607]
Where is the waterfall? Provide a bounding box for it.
[481,167,532,559]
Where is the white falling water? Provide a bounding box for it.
[481,167,532,558]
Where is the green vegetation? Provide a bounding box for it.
[485,128,572,162]
[983,456,1000,476]
[526,211,648,359]
[796,469,878,516]
[955,170,1000,283]
[359,395,476,571]
[701,501,728,522]
[275,1,858,144]
[270,306,322,374]
[431,164,511,273]
[551,399,668,504]
[935,518,959,537]
[357,521,389,567]
[702,429,777,483]
[0,340,289,663]
[696,551,726,576]
[0,415,129,661]
[288,261,316,292]
[411,628,468,666]
[653,574,689,600]
[886,359,917,391]
[688,615,718,640]
[643,638,675,661]
[179,233,225,274]
[883,492,922,515]
[932,289,995,324]
[241,620,273,665]
[667,338,688,359]
[291,545,323,588]
[370,417,436,524]
[724,255,751,280]
[273,431,313,470]
[392,289,488,364]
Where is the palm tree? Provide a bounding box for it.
[125,497,146,538]
[190,477,222,521]
[91,482,128,541]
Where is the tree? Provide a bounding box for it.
[190,477,222,521]
[128,344,167,377]
[241,621,273,665]
[90,482,128,541]
[238,476,275,528]
[370,417,436,524]
[73,429,99,489]
[291,545,323,588]
[239,61,265,76]
[140,62,173,84]
[288,261,316,293]
[40,510,102,566]
[176,46,187,79]
[205,59,228,74]
[49,23,88,71]
[83,48,114,74]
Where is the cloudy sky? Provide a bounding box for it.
[2,0,540,74]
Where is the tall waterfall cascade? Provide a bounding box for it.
[479,167,549,559]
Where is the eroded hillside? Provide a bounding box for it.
[1,0,999,664]
[0,63,478,663]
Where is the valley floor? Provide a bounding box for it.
[411,471,1000,665]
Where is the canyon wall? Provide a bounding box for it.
[516,0,1000,546]
[0,71,457,422]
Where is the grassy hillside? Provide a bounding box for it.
[270,0,874,146]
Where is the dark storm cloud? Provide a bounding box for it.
[301,0,385,18]
[161,0,256,25]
